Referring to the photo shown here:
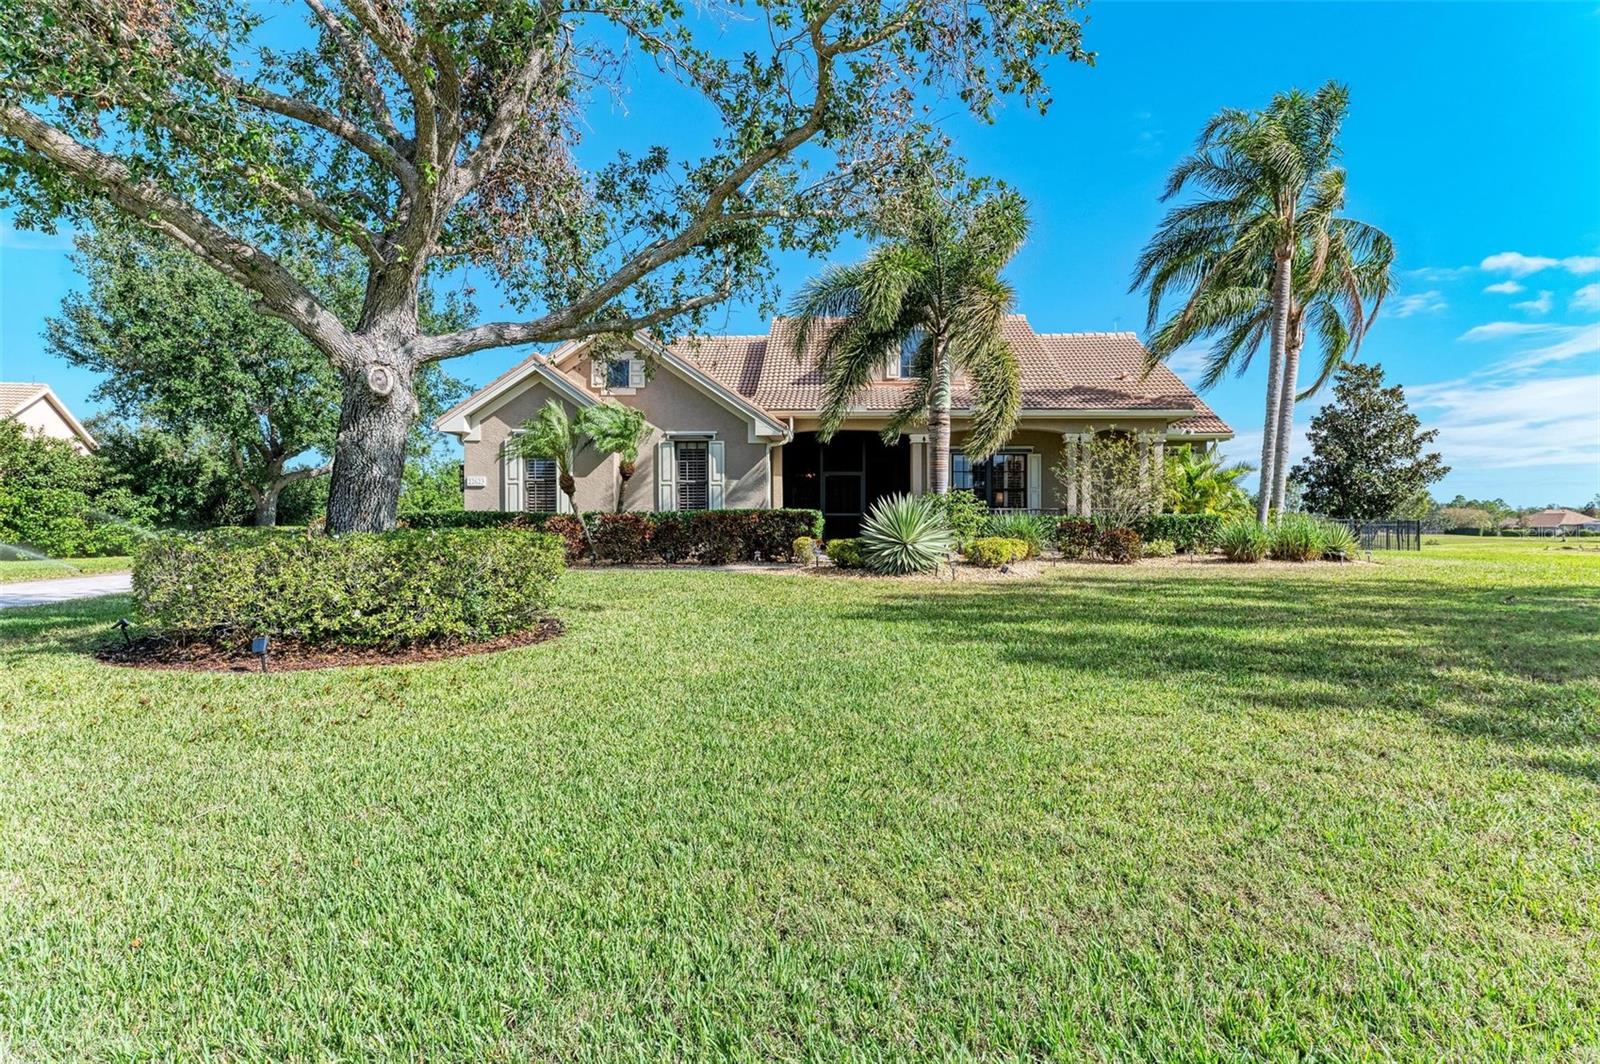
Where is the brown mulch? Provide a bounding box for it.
[95,618,563,673]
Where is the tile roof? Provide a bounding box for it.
[0,382,48,417]
[1523,508,1597,528]
[668,316,1231,434]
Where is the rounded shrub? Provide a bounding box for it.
[1269,513,1325,562]
[936,489,990,548]
[824,538,865,569]
[859,493,957,575]
[1143,538,1176,558]
[1055,518,1098,559]
[966,536,1030,568]
[791,536,819,565]
[1097,527,1143,564]
[1218,517,1269,562]
[134,527,564,647]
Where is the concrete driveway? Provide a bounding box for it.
[0,573,132,609]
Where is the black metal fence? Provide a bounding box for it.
[1326,518,1423,551]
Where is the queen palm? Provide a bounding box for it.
[1132,82,1393,521]
[788,186,1028,494]
[579,401,649,512]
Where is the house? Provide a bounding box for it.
[435,316,1232,536]
[1521,508,1600,536]
[0,382,97,453]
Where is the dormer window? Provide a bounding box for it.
[606,359,630,390]
[888,329,925,379]
[591,355,644,392]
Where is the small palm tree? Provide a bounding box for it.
[1132,82,1393,521]
[788,185,1028,493]
[578,402,649,512]
[1165,447,1252,515]
[511,399,596,559]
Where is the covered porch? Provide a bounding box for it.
[778,431,910,538]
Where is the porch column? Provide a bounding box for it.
[1062,432,1092,516]
[909,433,928,496]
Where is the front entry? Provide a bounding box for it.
[781,431,911,537]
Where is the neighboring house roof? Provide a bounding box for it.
[436,316,1232,440]
[671,317,1224,424]
[1523,508,1597,529]
[0,381,97,451]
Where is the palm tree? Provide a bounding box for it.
[578,401,650,512]
[788,185,1028,494]
[511,399,597,560]
[1165,446,1252,515]
[1132,82,1392,521]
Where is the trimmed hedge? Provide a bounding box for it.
[1132,514,1224,553]
[825,538,865,569]
[400,508,824,565]
[966,537,1030,568]
[134,527,563,646]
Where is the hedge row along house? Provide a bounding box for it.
[435,317,1233,537]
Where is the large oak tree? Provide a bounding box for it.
[0,0,1091,531]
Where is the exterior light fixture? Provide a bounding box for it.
[251,634,270,673]
[113,617,132,647]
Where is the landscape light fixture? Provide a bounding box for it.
[113,617,132,647]
[251,634,270,673]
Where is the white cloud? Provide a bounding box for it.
[1224,424,1309,492]
[1484,280,1525,295]
[1572,283,1600,312]
[1511,290,1554,314]
[1405,265,1473,283]
[1458,321,1600,373]
[1409,372,1600,470]
[1480,251,1600,277]
[1392,290,1448,318]
[1162,343,1214,383]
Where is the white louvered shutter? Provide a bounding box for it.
[503,441,524,512]
[707,440,726,509]
[590,357,605,389]
[656,439,677,511]
[628,359,646,388]
[1027,453,1042,511]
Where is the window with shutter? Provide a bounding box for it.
[605,359,630,390]
[676,441,709,510]
[526,458,559,511]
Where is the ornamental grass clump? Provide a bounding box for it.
[1269,513,1326,562]
[981,513,1053,557]
[1218,517,1270,562]
[859,493,956,575]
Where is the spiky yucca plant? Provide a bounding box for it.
[860,493,957,575]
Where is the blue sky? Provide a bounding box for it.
[3,1,1597,506]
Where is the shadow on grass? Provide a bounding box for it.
[0,594,130,659]
[847,570,1600,753]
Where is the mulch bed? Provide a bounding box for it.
[95,618,563,673]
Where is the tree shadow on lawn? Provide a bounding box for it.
[847,570,1600,755]
[0,595,130,661]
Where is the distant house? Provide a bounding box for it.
[1521,508,1600,536]
[0,382,96,454]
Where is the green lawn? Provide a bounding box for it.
[2,545,1597,1059]
[0,555,132,583]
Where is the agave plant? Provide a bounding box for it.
[1318,519,1358,561]
[860,493,957,575]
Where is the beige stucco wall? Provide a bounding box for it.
[460,351,771,513]
[10,398,92,454]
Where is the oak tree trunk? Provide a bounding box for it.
[1256,252,1293,525]
[253,490,280,527]
[927,342,953,495]
[1270,338,1302,514]
[326,358,417,534]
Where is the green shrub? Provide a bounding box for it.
[1133,514,1223,553]
[1269,513,1325,562]
[1055,518,1099,559]
[750,510,825,560]
[966,536,1029,568]
[589,512,653,563]
[791,536,819,566]
[825,538,865,569]
[1143,538,1176,558]
[134,527,563,646]
[0,419,152,557]
[401,509,556,529]
[649,513,692,563]
[685,510,758,564]
[541,515,589,561]
[1318,520,1358,561]
[860,493,957,575]
[1218,517,1269,562]
[935,489,989,547]
[1098,527,1142,564]
[981,513,1052,557]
